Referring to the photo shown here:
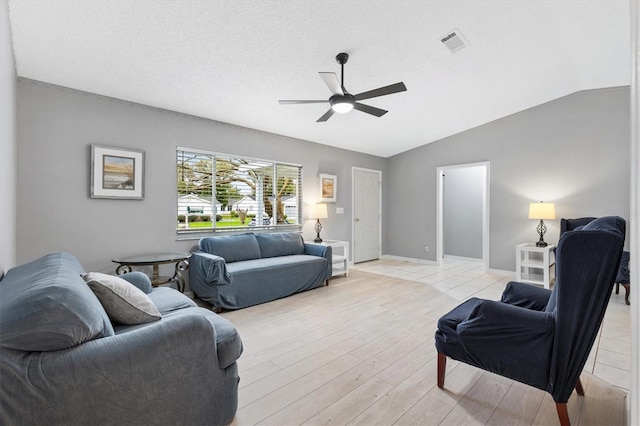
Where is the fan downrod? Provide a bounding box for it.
[335,52,349,65]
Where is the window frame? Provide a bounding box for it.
[176,146,303,236]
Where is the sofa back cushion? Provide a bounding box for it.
[255,232,305,258]
[0,253,112,351]
[199,233,261,263]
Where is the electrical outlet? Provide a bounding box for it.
[424,246,430,252]
[336,207,344,214]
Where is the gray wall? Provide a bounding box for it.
[0,0,17,275]
[14,79,631,274]
[385,87,630,271]
[16,79,386,272]
[443,165,484,259]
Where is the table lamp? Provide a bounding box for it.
[310,203,328,243]
[528,201,556,247]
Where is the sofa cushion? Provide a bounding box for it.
[255,232,305,258]
[0,254,109,351]
[147,286,198,315]
[84,272,162,325]
[200,233,261,263]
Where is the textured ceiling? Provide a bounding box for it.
[7,0,631,157]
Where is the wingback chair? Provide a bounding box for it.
[435,216,625,426]
[559,216,631,305]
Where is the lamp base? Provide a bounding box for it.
[314,219,323,243]
[535,219,548,247]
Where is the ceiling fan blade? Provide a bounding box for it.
[319,72,344,95]
[279,100,328,104]
[316,109,335,122]
[354,103,388,117]
[354,82,407,101]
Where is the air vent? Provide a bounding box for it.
[440,30,467,53]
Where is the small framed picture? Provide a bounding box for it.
[319,173,337,203]
[91,145,145,200]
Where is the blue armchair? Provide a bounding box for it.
[559,216,630,305]
[435,216,625,426]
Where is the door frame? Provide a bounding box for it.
[436,161,490,268]
[352,166,382,263]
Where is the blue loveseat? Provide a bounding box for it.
[0,252,242,425]
[189,232,332,311]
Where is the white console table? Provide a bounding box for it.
[516,243,556,289]
[316,240,349,278]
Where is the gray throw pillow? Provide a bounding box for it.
[83,272,161,325]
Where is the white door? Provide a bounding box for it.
[353,168,381,263]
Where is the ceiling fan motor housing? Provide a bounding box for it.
[330,94,355,113]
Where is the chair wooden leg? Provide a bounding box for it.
[615,282,620,294]
[556,403,571,426]
[622,283,630,305]
[575,377,585,396]
[437,352,446,388]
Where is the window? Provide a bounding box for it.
[176,147,302,233]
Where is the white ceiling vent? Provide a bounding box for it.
[440,30,467,53]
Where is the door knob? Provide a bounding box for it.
[355,218,360,222]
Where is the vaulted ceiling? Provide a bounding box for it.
[7,0,631,157]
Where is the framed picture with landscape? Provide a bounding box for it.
[91,145,145,200]
[319,173,337,203]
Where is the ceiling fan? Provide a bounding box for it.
[279,52,407,122]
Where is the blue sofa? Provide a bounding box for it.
[189,232,332,311]
[0,252,242,425]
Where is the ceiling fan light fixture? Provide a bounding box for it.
[330,95,355,113]
[279,53,407,122]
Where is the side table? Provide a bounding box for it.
[112,252,191,293]
[316,240,349,278]
[515,243,556,289]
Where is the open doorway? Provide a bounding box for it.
[436,162,490,268]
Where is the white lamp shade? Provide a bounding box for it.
[528,202,556,220]
[309,203,328,219]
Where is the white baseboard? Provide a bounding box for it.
[379,254,439,266]
[442,254,483,262]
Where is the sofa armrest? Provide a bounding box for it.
[1,313,240,426]
[304,244,332,281]
[190,251,231,285]
[119,271,153,294]
[304,243,332,260]
[501,281,552,311]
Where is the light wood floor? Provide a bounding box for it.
[217,260,628,426]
